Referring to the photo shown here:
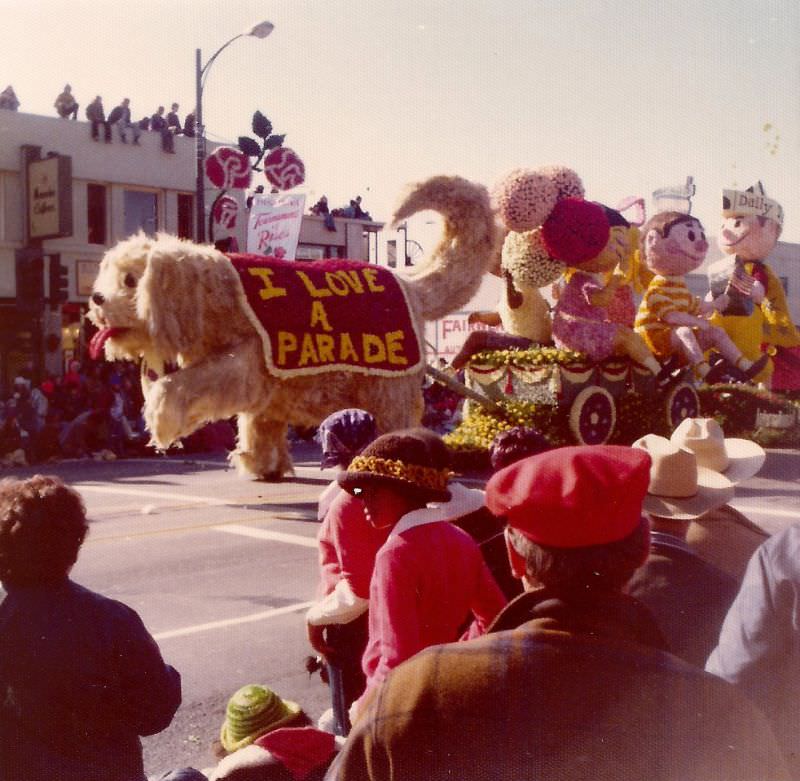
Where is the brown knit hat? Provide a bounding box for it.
[337,428,452,503]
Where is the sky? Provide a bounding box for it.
[3,0,799,255]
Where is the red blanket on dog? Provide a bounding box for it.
[229,255,423,378]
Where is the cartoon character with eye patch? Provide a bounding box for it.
[635,211,768,384]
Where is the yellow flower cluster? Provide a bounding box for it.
[471,346,585,368]
[348,455,451,491]
[444,398,543,452]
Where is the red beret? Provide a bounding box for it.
[485,446,651,548]
[541,197,610,265]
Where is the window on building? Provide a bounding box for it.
[177,193,193,239]
[87,184,107,245]
[124,190,158,237]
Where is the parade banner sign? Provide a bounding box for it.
[229,255,423,378]
[247,193,306,260]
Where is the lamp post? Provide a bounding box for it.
[195,20,274,243]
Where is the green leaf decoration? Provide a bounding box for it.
[252,111,272,139]
[264,134,285,150]
[238,136,261,157]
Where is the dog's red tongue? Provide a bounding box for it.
[89,327,127,360]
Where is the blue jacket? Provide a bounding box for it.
[0,579,181,780]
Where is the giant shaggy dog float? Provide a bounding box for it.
[88,176,495,478]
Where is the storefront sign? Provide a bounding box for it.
[77,259,99,296]
[27,154,73,240]
[247,193,305,260]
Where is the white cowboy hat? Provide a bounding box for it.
[670,418,765,485]
[632,434,735,520]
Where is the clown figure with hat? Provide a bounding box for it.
[331,445,789,781]
[626,419,765,668]
[707,182,800,387]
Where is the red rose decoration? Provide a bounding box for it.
[264,147,305,190]
[205,147,252,190]
[212,195,239,229]
[541,198,610,265]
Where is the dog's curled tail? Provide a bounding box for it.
[393,175,496,321]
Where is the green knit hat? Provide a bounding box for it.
[219,684,302,753]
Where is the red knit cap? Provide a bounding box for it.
[541,198,610,265]
[485,445,651,548]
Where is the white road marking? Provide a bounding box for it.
[213,524,318,548]
[153,601,313,641]
[76,484,235,506]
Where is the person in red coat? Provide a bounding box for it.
[337,429,507,724]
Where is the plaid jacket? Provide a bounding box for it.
[329,587,789,781]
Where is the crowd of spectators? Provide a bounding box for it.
[0,84,197,148]
[0,361,148,467]
[0,360,239,468]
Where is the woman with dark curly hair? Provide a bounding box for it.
[0,475,181,781]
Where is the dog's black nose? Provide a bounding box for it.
[91,292,104,306]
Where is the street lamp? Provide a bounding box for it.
[195,21,274,243]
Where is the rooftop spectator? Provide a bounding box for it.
[151,105,175,153]
[108,97,141,145]
[167,102,182,134]
[0,85,19,111]
[86,95,111,142]
[183,110,196,138]
[54,84,79,120]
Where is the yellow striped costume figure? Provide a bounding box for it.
[635,276,700,359]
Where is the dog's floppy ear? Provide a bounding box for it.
[136,239,242,359]
[136,245,194,359]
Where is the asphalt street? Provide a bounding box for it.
[2,441,799,776]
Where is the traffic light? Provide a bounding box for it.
[15,249,44,313]
[49,255,69,309]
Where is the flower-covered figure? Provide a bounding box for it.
[707,182,800,387]
[635,212,768,384]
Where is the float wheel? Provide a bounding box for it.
[569,386,616,445]
[666,382,700,430]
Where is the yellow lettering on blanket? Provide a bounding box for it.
[276,330,409,367]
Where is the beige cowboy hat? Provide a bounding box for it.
[670,418,766,485]
[632,434,735,520]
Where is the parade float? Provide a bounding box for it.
[441,169,800,468]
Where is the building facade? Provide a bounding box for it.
[0,111,382,392]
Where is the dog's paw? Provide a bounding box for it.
[143,378,187,448]
[230,447,293,480]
